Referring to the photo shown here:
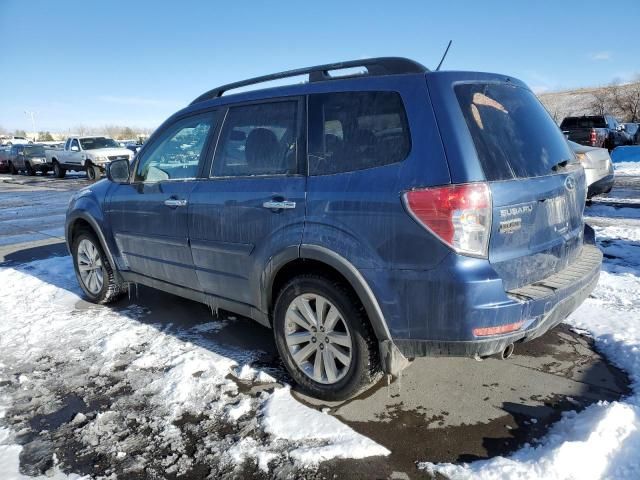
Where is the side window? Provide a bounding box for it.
[64,139,70,150]
[308,91,411,175]
[71,139,80,150]
[135,113,214,182]
[212,101,298,177]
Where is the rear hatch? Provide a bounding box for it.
[428,74,586,291]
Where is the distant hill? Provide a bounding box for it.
[538,82,640,124]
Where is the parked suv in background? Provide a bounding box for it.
[7,143,50,175]
[568,141,614,198]
[66,58,602,400]
[0,135,32,146]
[560,115,629,150]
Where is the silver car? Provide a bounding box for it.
[569,141,615,198]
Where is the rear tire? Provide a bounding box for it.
[273,274,380,401]
[86,164,99,181]
[72,230,125,304]
[53,162,66,178]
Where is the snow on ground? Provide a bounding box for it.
[615,162,640,176]
[0,256,388,478]
[420,207,640,479]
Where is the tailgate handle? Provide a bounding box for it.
[263,200,296,210]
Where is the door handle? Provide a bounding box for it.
[263,200,296,210]
[164,198,188,207]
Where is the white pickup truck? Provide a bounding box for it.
[46,136,134,180]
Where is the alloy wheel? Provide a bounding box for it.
[285,293,353,384]
[77,239,104,294]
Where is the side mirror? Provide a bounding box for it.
[106,158,130,183]
[70,145,79,152]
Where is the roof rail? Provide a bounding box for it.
[190,57,428,105]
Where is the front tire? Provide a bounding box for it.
[8,161,17,175]
[25,162,35,176]
[273,274,380,401]
[72,230,125,304]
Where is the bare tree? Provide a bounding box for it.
[590,88,612,115]
[613,79,640,122]
[74,124,89,136]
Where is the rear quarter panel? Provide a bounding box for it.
[303,74,452,336]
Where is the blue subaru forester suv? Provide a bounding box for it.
[66,58,602,400]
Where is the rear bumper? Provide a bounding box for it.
[587,173,615,198]
[386,232,602,359]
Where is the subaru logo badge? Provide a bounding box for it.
[565,176,576,191]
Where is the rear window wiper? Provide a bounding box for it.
[551,159,574,172]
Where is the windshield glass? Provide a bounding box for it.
[23,145,45,156]
[79,137,119,150]
[455,83,574,180]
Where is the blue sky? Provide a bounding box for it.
[1,0,639,131]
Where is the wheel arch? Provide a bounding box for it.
[66,213,117,272]
[266,245,392,343]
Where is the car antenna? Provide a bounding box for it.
[435,40,452,71]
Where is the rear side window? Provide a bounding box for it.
[456,83,574,180]
[212,101,298,177]
[308,91,410,175]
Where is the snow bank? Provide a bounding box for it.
[0,256,388,476]
[420,216,640,479]
[262,386,390,465]
[614,162,640,176]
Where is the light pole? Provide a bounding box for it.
[24,110,38,141]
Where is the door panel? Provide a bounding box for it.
[189,178,305,305]
[108,181,199,288]
[189,98,305,308]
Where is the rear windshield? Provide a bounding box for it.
[455,83,574,180]
[560,116,607,129]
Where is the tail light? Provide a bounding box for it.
[403,183,492,258]
[590,129,597,146]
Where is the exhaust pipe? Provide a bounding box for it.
[501,344,515,360]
